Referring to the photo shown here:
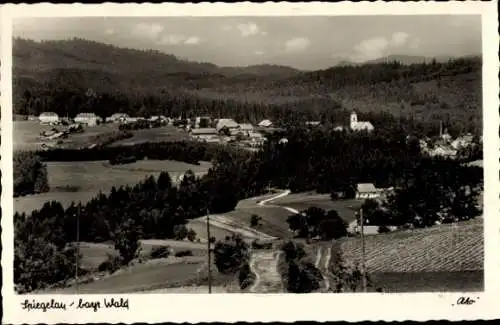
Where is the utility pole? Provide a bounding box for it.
[75,206,80,294]
[360,208,367,293]
[206,208,212,294]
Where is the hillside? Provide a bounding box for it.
[13,38,482,134]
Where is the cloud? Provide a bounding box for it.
[390,32,409,47]
[352,36,389,61]
[104,28,115,35]
[236,22,267,37]
[284,37,311,52]
[131,22,164,40]
[159,34,200,46]
[159,34,186,45]
[184,36,200,45]
[409,37,421,50]
[254,50,264,56]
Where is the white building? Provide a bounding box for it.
[106,113,130,123]
[39,112,59,124]
[355,183,382,199]
[190,128,219,142]
[258,119,273,128]
[74,112,101,126]
[350,111,374,132]
[216,118,239,132]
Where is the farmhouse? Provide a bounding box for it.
[305,121,321,127]
[106,113,130,123]
[216,119,239,135]
[350,111,374,132]
[237,123,254,136]
[355,183,383,199]
[258,119,273,128]
[39,112,59,124]
[74,113,102,126]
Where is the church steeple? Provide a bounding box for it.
[350,111,358,129]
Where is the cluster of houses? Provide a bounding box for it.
[186,117,274,148]
[34,112,172,126]
[419,132,478,159]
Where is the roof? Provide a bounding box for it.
[352,121,374,130]
[75,113,98,118]
[39,112,58,117]
[110,113,129,119]
[216,119,239,131]
[258,119,273,127]
[239,123,254,130]
[357,183,377,193]
[191,128,217,135]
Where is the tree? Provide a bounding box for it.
[213,234,250,275]
[250,214,261,228]
[173,224,188,240]
[326,242,373,292]
[113,219,142,265]
[280,241,322,293]
[318,210,348,240]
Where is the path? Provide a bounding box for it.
[315,246,331,291]
[249,251,283,293]
[258,189,300,214]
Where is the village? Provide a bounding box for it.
[28,110,481,160]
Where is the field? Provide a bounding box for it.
[13,120,120,151]
[109,125,190,146]
[13,121,190,151]
[14,159,212,214]
[307,217,484,292]
[271,192,364,223]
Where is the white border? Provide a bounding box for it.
[1,2,499,323]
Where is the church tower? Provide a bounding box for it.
[350,111,358,129]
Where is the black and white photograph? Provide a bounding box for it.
[1,2,499,323]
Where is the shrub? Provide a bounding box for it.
[175,250,193,257]
[186,229,197,242]
[214,234,250,275]
[250,214,261,228]
[378,225,390,234]
[149,246,171,259]
[173,225,188,240]
[238,262,256,290]
[97,254,122,273]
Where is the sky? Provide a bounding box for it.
[13,15,481,70]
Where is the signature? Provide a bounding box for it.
[452,296,479,306]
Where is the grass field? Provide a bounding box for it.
[14,160,212,214]
[13,120,120,151]
[271,192,363,223]
[109,125,189,146]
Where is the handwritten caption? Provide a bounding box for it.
[21,298,129,312]
[452,296,479,306]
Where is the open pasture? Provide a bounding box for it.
[13,120,119,151]
[109,125,190,146]
[14,159,212,214]
[271,192,363,223]
[78,239,208,271]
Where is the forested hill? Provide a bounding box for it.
[13,38,482,136]
[13,38,301,78]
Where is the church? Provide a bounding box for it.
[350,111,374,132]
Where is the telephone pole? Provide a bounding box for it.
[360,208,367,293]
[206,208,212,294]
[75,206,80,294]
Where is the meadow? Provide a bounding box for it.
[13,120,120,151]
[14,159,212,214]
[109,125,190,146]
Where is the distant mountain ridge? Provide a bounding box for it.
[335,54,462,67]
[13,38,302,78]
